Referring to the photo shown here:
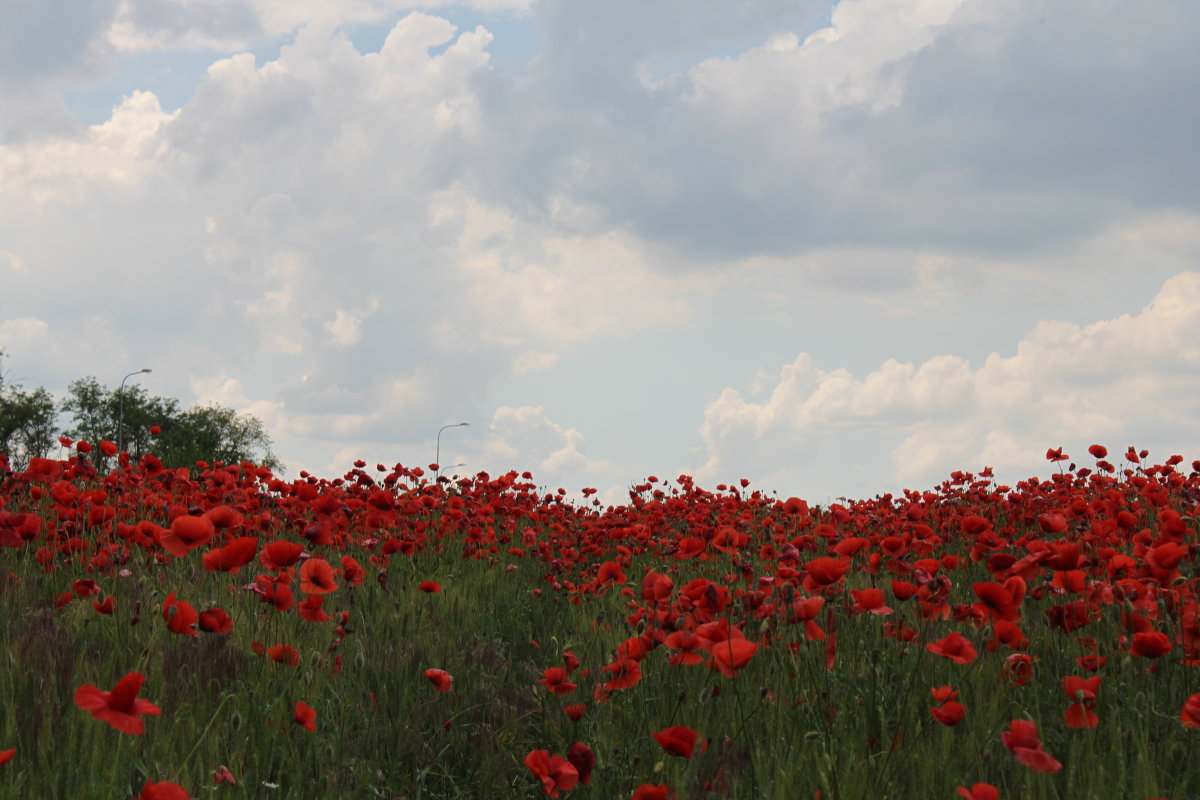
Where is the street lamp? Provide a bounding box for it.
[117,368,152,454]
[435,422,469,481]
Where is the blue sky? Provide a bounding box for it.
[3,0,1199,504]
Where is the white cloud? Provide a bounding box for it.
[697,271,1200,496]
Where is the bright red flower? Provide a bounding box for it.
[1088,444,1107,459]
[631,784,673,800]
[261,541,304,569]
[74,671,161,735]
[523,750,579,797]
[597,560,626,585]
[539,667,578,696]
[805,557,850,586]
[564,704,586,721]
[160,514,215,558]
[93,595,116,615]
[1000,720,1062,773]
[202,536,258,572]
[425,669,453,692]
[602,656,642,690]
[137,779,189,800]
[99,440,118,458]
[567,742,595,785]
[419,581,441,593]
[652,725,702,758]
[294,701,316,731]
[267,644,300,667]
[297,594,330,623]
[1062,675,1101,729]
[0,749,14,766]
[926,631,978,664]
[299,558,338,594]
[956,783,1000,800]
[850,588,892,615]
[161,592,198,636]
[709,637,759,678]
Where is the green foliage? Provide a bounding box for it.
[0,351,279,474]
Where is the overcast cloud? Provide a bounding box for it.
[2,0,1199,503]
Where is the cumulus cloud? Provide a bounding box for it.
[697,272,1200,497]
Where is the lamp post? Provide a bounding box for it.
[435,422,469,482]
[117,368,152,454]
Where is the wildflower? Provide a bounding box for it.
[294,701,316,732]
[74,671,161,735]
[523,750,578,797]
[652,725,703,758]
[425,669,453,692]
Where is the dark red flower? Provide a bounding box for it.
[631,784,673,800]
[74,671,161,735]
[198,607,233,634]
[1130,631,1171,659]
[567,742,595,785]
[1181,693,1200,728]
[419,581,441,593]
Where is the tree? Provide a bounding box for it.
[0,350,59,470]
[153,403,280,472]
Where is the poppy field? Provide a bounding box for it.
[1,442,1199,799]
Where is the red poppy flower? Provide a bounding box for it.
[74,671,161,735]
[299,558,338,594]
[1181,694,1200,728]
[1087,444,1107,458]
[202,537,259,573]
[93,595,116,615]
[567,742,595,785]
[297,594,331,623]
[539,667,578,696]
[805,557,850,586]
[597,560,626,584]
[1062,675,1101,728]
[419,581,441,593]
[212,765,236,785]
[1000,720,1062,773]
[99,440,118,457]
[931,701,966,726]
[294,701,316,732]
[161,592,198,636]
[523,750,579,797]
[137,779,189,800]
[160,514,215,558]
[602,656,642,690]
[267,644,300,667]
[631,784,674,800]
[956,783,999,800]
[198,607,233,634]
[0,749,14,766]
[652,725,702,758]
[1130,631,1171,659]
[709,637,759,678]
[149,425,161,435]
[425,669,453,692]
[926,631,978,664]
[564,704,586,721]
[850,588,892,615]
[261,541,304,569]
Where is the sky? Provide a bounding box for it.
[2,0,1199,505]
